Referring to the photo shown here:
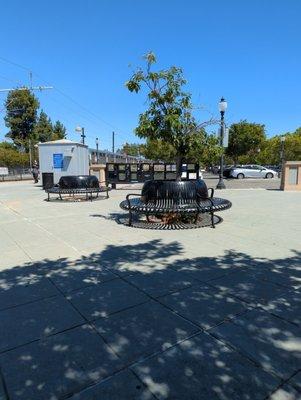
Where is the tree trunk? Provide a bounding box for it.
[175,155,183,181]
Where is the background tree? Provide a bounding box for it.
[33,110,53,142]
[226,121,266,164]
[121,142,144,157]
[0,141,16,151]
[52,121,66,140]
[0,146,29,168]
[142,139,176,161]
[126,52,218,180]
[4,88,39,149]
[257,128,301,165]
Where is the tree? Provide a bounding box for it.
[0,145,29,168]
[33,110,53,143]
[121,143,144,157]
[0,141,16,150]
[226,121,266,164]
[257,128,301,165]
[126,52,218,180]
[4,88,39,149]
[52,121,66,140]
[143,139,176,161]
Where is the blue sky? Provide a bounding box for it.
[0,0,300,150]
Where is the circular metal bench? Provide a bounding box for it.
[46,175,109,201]
[120,180,232,229]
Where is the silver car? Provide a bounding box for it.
[230,165,277,179]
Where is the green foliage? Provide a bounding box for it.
[0,141,16,150]
[52,121,66,140]
[226,121,266,164]
[4,88,66,148]
[121,143,144,157]
[225,124,301,165]
[257,128,301,165]
[4,88,39,149]
[126,52,218,178]
[0,146,29,168]
[33,110,53,142]
[142,139,176,162]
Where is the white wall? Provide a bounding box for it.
[38,143,89,184]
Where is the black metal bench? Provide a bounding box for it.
[46,175,109,201]
[120,180,232,228]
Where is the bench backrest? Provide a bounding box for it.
[59,175,99,189]
[141,180,208,204]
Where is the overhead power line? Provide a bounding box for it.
[0,55,133,143]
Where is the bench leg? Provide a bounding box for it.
[194,212,199,224]
[211,211,215,228]
[128,209,133,226]
[47,192,50,201]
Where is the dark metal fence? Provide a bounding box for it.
[105,163,200,184]
[0,167,32,181]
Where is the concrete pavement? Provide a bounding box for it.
[0,181,300,399]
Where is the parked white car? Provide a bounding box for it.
[230,165,277,179]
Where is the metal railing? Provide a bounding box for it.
[0,167,32,181]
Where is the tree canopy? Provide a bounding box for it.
[4,88,39,149]
[226,121,266,164]
[126,52,219,179]
[33,110,53,143]
[52,121,66,141]
[4,88,66,148]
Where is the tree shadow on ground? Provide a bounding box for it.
[0,242,300,399]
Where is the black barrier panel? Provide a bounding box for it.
[138,163,153,182]
[105,162,199,184]
[117,164,131,182]
[106,163,119,182]
[130,164,139,181]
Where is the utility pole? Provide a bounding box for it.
[75,126,86,144]
[0,71,53,93]
[29,139,32,169]
[112,131,115,153]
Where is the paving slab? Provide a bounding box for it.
[67,279,149,320]
[123,269,197,298]
[262,289,301,327]
[269,384,301,400]
[133,332,279,400]
[0,277,59,311]
[94,300,198,364]
[26,243,81,262]
[159,284,248,329]
[0,324,123,400]
[0,296,84,352]
[210,270,287,306]
[0,248,31,270]
[169,258,240,282]
[71,369,156,400]
[210,309,301,379]
[46,262,118,293]
[240,263,301,291]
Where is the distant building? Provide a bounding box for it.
[89,148,147,164]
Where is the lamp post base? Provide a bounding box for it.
[216,178,226,190]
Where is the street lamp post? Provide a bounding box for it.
[216,97,228,190]
[96,137,99,164]
[75,126,86,145]
[280,136,286,178]
[280,136,285,165]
